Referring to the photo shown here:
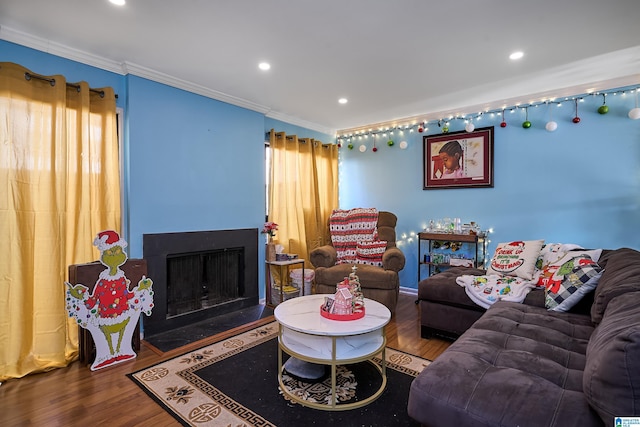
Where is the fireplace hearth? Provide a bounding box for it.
[143,229,258,337]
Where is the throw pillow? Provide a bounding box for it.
[537,249,603,288]
[355,240,387,267]
[583,291,640,423]
[486,239,545,280]
[545,256,603,311]
[534,243,585,275]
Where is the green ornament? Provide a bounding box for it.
[347,144,354,150]
[598,105,609,114]
[522,121,532,129]
[387,140,394,146]
[442,126,449,133]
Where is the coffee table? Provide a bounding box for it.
[273,294,391,411]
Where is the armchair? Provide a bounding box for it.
[310,211,405,313]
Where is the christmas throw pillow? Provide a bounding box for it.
[545,256,603,312]
[355,240,387,267]
[537,249,602,288]
[486,239,545,280]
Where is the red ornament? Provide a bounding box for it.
[337,143,341,148]
[372,146,378,152]
[500,121,507,128]
[418,126,424,133]
[572,117,581,124]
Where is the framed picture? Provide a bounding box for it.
[423,126,494,189]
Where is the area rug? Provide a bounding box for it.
[129,321,430,426]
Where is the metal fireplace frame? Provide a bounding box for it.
[143,228,258,337]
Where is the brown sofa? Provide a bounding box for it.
[310,211,405,313]
[408,247,640,426]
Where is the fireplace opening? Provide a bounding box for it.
[167,248,244,318]
[143,228,258,337]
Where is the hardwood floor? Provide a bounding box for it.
[0,293,450,426]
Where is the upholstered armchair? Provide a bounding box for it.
[310,211,405,313]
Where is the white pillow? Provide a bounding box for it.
[486,239,545,280]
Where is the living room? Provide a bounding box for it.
[2,1,640,425]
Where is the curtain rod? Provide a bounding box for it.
[266,131,332,147]
[24,71,119,99]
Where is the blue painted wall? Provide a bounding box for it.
[5,39,640,297]
[338,93,640,291]
[125,75,265,256]
[2,40,277,299]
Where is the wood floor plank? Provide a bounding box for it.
[0,293,450,426]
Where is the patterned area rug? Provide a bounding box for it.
[129,321,430,426]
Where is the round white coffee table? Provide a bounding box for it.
[273,294,391,411]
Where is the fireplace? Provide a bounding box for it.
[143,229,258,337]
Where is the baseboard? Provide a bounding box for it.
[400,286,418,297]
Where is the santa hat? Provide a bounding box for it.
[93,230,128,252]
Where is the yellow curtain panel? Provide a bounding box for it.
[268,130,338,265]
[0,62,121,381]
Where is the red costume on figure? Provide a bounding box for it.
[85,274,133,318]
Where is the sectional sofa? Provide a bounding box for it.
[408,247,640,426]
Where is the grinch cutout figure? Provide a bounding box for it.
[65,230,154,370]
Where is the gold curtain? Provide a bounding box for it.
[268,130,338,265]
[0,62,121,381]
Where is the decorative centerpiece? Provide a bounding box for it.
[320,265,365,320]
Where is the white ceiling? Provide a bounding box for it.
[1,0,640,134]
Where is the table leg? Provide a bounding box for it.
[331,336,337,408]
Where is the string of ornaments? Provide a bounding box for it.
[337,86,640,152]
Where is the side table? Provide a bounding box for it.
[265,258,306,307]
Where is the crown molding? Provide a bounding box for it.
[0,25,126,75]
[0,25,332,133]
[338,46,640,134]
[0,25,273,114]
[4,25,637,138]
[265,110,336,137]
[121,61,271,114]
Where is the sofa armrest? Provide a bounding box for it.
[310,245,337,268]
[383,247,405,272]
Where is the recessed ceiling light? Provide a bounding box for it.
[258,62,271,71]
[109,0,126,5]
[509,51,524,60]
[338,98,348,104]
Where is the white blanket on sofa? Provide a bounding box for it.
[456,274,537,309]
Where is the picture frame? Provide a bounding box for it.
[423,126,494,189]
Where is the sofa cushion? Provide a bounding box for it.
[418,267,488,310]
[591,247,640,324]
[583,291,640,422]
[408,301,602,427]
[486,239,544,280]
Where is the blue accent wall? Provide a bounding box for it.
[338,94,640,290]
[125,75,265,257]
